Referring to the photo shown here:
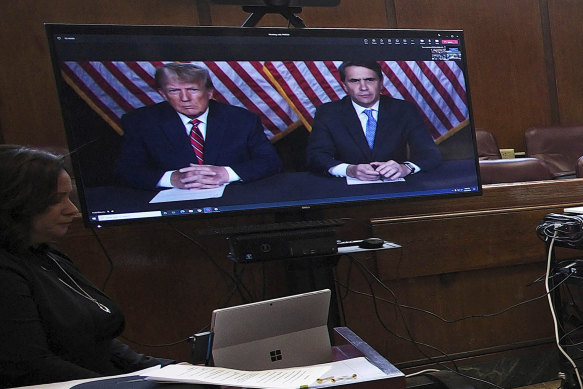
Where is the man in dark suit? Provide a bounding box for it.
[306,61,441,181]
[114,63,282,190]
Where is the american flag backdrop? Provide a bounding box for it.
[60,60,468,141]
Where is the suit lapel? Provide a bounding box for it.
[158,102,194,158]
[371,97,399,158]
[202,100,225,165]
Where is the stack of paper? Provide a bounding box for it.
[146,357,393,389]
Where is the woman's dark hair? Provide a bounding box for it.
[0,145,65,252]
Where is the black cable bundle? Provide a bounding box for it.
[537,213,583,248]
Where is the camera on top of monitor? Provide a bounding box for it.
[208,0,340,7]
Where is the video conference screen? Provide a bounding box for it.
[46,24,481,227]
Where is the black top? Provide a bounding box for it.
[0,245,173,387]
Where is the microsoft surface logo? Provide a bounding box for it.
[270,350,282,362]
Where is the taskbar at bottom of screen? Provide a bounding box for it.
[90,207,222,223]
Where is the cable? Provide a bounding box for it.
[168,223,255,304]
[545,232,583,389]
[336,252,580,389]
[537,214,583,248]
[405,369,440,378]
[91,223,256,349]
[345,254,459,368]
[341,252,573,322]
[336,270,572,325]
[89,225,216,349]
[89,227,114,291]
[343,254,506,389]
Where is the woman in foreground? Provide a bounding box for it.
[0,145,173,387]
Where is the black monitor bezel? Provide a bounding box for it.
[45,23,482,227]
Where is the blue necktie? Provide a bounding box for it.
[364,109,377,149]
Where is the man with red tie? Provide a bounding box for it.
[114,63,282,190]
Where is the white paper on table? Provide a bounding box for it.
[149,185,226,203]
[146,357,394,389]
[146,363,329,388]
[310,356,398,387]
[346,176,405,185]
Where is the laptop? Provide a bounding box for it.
[210,289,333,371]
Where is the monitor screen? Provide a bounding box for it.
[45,24,481,227]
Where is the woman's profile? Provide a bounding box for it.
[0,145,174,387]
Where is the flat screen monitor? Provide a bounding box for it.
[45,24,481,227]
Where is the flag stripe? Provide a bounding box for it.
[78,62,136,114]
[61,60,468,141]
[62,63,124,124]
[399,61,454,133]
[418,61,466,123]
[264,62,317,128]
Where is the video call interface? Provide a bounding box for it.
[46,25,481,226]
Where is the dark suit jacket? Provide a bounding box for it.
[306,95,442,175]
[0,245,172,387]
[114,100,282,190]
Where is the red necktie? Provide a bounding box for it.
[189,119,204,165]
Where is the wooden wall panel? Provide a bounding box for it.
[548,0,583,125]
[393,0,551,152]
[337,259,553,364]
[0,0,201,148]
[372,210,551,280]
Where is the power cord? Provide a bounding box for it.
[89,223,258,350]
[337,252,579,389]
[345,253,507,389]
[168,223,256,304]
[344,255,461,368]
[89,227,114,291]
[545,232,583,389]
[335,270,572,325]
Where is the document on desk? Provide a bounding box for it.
[146,363,327,388]
[346,176,405,185]
[149,185,226,203]
[146,357,393,388]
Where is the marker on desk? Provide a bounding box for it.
[316,374,357,384]
[336,374,358,381]
[317,376,336,384]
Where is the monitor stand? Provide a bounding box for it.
[200,211,400,330]
[241,5,307,27]
[285,252,341,329]
[274,210,340,330]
